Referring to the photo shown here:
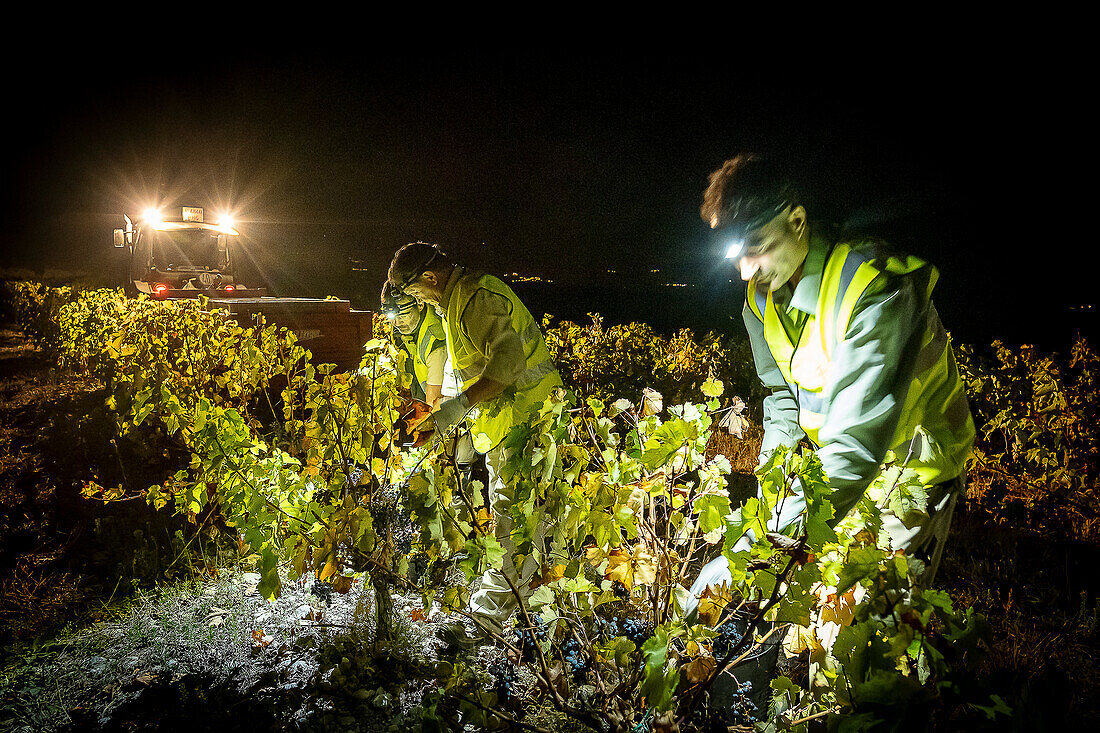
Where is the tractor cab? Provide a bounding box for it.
[114,206,263,298]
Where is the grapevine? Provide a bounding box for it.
[0,280,1014,733]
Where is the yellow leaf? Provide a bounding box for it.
[532,563,567,590]
[293,542,311,577]
[318,555,338,582]
[584,545,607,565]
[473,507,493,534]
[696,582,734,628]
[632,550,658,586]
[604,548,633,589]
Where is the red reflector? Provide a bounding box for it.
[223,285,235,292]
[153,283,168,296]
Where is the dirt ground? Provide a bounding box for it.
[0,324,196,644]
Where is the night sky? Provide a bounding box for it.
[2,49,1091,349]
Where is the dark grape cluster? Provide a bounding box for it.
[725,679,761,726]
[559,636,590,681]
[713,619,746,660]
[512,614,549,664]
[599,615,652,646]
[309,579,334,605]
[406,552,429,585]
[693,678,763,729]
[488,658,520,708]
[370,483,415,554]
[346,466,364,488]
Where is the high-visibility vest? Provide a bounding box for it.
[746,241,975,486]
[396,308,446,402]
[442,270,562,450]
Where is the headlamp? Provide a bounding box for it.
[715,198,790,261]
[381,281,420,320]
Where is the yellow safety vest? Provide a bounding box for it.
[396,308,446,401]
[746,241,975,486]
[442,271,562,450]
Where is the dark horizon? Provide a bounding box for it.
[2,53,1093,351]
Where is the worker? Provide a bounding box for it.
[387,242,563,645]
[380,280,450,408]
[686,155,975,655]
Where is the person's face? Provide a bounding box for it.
[393,302,423,335]
[736,205,809,291]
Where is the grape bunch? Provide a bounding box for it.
[488,659,520,708]
[512,614,549,664]
[309,579,334,605]
[713,619,746,660]
[370,484,415,554]
[559,636,590,681]
[406,552,430,585]
[726,679,761,726]
[346,465,364,488]
[600,615,652,646]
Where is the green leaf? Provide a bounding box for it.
[640,418,694,470]
[837,546,885,595]
[970,693,1012,720]
[258,545,282,601]
[640,628,678,712]
[695,493,732,535]
[701,378,725,398]
[473,433,493,453]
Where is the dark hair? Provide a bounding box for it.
[387,241,450,288]
[700,155,802,233]
[380,280,419,315]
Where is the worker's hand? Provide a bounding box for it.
[428,393,470,438]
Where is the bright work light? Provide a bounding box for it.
[724,239,745,259]
[142,208,164,225]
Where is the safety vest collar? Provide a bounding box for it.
[438,265,466,315]
[788,234,830,316]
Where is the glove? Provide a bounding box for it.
[429,393,470,439]
[683,480,808,624]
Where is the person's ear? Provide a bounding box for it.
[787,205,808,237]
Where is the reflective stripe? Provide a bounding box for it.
[797,387,826,415]
[455,363,481,382]
[520,320,541,347]
[832,247,868,329]
[753,287,767,321]
[514,357,556,389]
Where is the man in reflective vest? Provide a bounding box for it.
[686,155,975,623]
[388,242,563,644]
